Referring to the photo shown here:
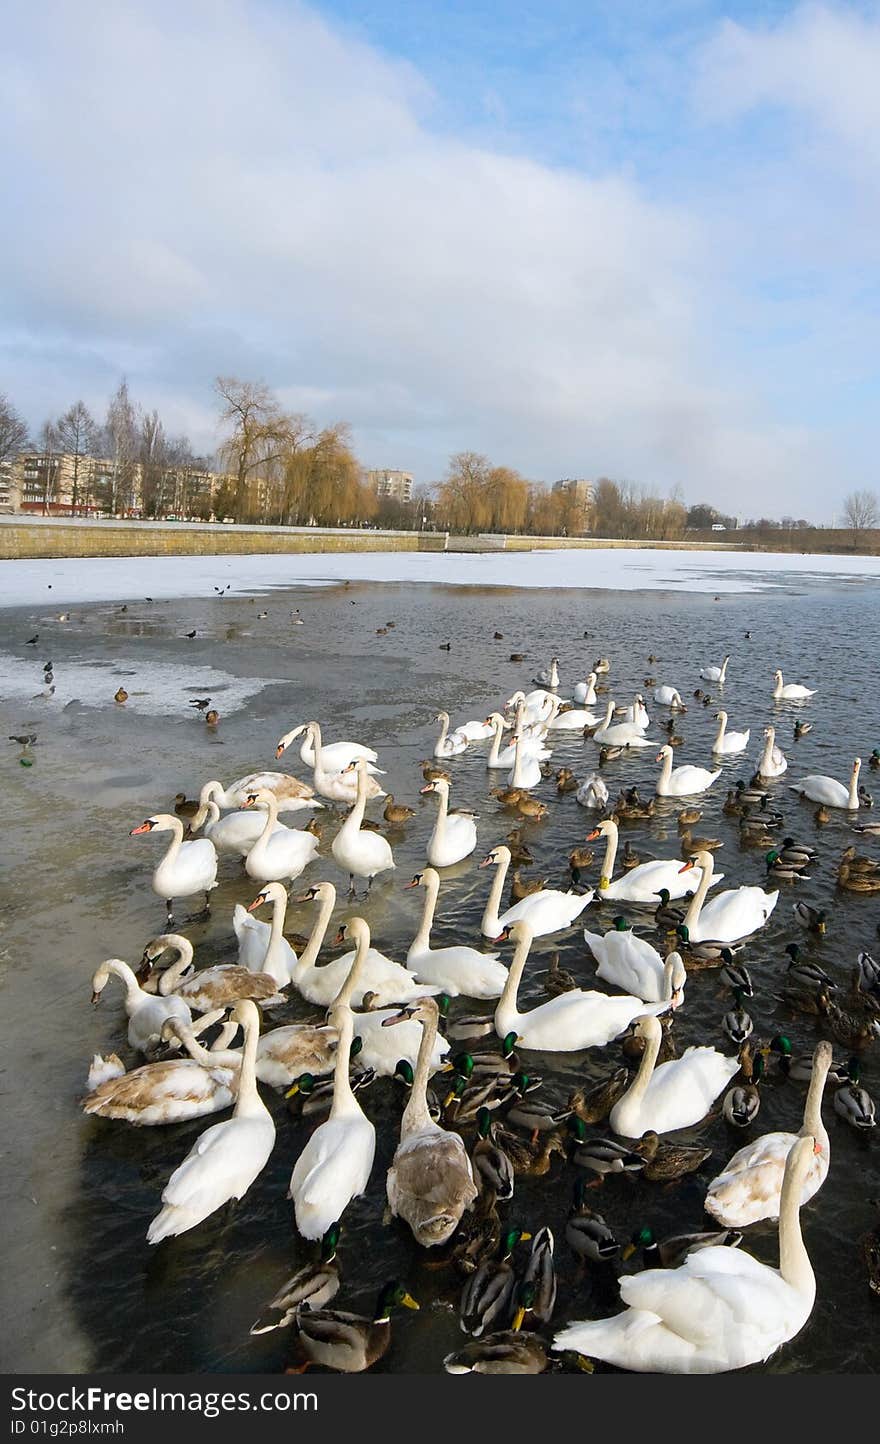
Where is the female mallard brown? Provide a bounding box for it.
[634,1130,712,1182]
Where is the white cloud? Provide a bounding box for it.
[0,0,865,515]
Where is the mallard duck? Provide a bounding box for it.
[450,1184,502,1275]
[503,1089,567,1141]
[654,888,687,933]
[818,993,879,1050]
[856,952,880,999]
[678,807,702,828]
[556,768,580,795]
[722,990,754,1046]
[516,795,549,821]
[862,1201,880,1296]
[674,923,744,967]
[510,869,548,903]
[784,942,836,994]
[568,1067,629,1125]
[114,686,128,704]
[778,837,818,867]
[793,902,828,934]
[541,952,577,997]
[621,1011,677,1065]
[491,1122,566,1177]
[833,1059,875,1129]
[719,952,754,998]
[393,1059,441,1122]
[285,1061,374,1121]
[287,1281,419,1372]
[622,1226,742,1269]
[442,1071,506,1128]
[793,720,813,740]
[839,845,880,876]
[383,795,416,825]
[460,1227,532,1336]
[492,785,528,808]
[768,1033,852,1084]
[436,994,497,1043]
[621,840,643,871]
[815,804,831,825]
[505,828,534,867]
[565,1179,620,1262]
[173,792,199,820]
[598,745,624,764]
[444,1294,549,1373]
[722,1048,765,1127]
[567,1119,646,1180]
[471,1107,515,1199]
[421,760,451,784]
[838,860,880,893]
[250,1224,342,1333]
[521,1227,556,1324]
[568,845,594,884]
[765,848,810,881]
[869,749,880,771]
[679,830,723,854]
[634,1131,712,1182]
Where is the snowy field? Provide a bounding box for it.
[2,545,880,608]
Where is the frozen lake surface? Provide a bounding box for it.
[3,544,880,608]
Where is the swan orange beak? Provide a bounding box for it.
[419,783,434,794]
[130,821,153,835]
[585,828,601,841]
[478,854,495,868]
[679,860,695,873]
[655,752,666,762]
[332,927,347,946]
[404,875,422,889]
[274,743,285,759]
[247,894,267,912]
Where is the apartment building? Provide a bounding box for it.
[369,468,413,503]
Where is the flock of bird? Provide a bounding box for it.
[82,642,880,1374]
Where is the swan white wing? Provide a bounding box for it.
[352,1012,450,1075]
[790,776,849,806]
[290,1114,376,1239]
[407,947,507,999]
[497,889,593,936]
[147,1112,274,1240]
[600,859,722,903]
[233,905,270,971]
[690,886,778,943]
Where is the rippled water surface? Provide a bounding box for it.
[1,566,879,1374]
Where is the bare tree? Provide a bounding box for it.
[138,409,169,517]
[55,400,100,513]
[36,420,59,515]
[0,393,29,462]
[843,489,878,544]
[105,380,138,514]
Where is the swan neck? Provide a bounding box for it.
[106,959,142,1003]
[331,926,368,1011]
[599,823,618,889]
[622,1025,661,1109]
[412,873,439,954]
[801,1057,829,1138]
[778,1151,815,1294]
[495,932,529,1025]
[157,939,195,994]
[257,793,279,843]
[347,762,368,829]
[234,1011,260,1111]
[482,854,510,934]
[714,715,726,748]
[402,1008,440,1134]
[683,857,713,930]
[848,767,859,809]
[657,749,672,792]
[295,891,335,975]
[268,889,286,948]
[330,1005,358,1113]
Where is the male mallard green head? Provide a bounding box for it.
[656,889,671,906]
[476,1106,494,1139]
[676,924,690,944]
[765,849,780,866]
[374,1282,419,1322]
[621,1224,655,1260]
[285,1072,316,1098]
[501,1031,519,1058]
[321,1223,342,1261]
[770,1034,793,1057]
[612,916,630,932]
[451,1051,475,1079]
[500,1227,531,1258]
[443,1074,469,1106]
[511,1279,538,1331]
[436,993,452,1017]
[567,1116,588,1143]
[351,1035,363,1059]
[394,1059,415,1086]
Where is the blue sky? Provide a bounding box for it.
[2,0,879,518]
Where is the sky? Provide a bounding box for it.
[2,0,879,520]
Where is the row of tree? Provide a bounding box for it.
[3,382,879,538]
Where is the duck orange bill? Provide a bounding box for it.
[400,1293,420,1311]
[679,859,696,873]
[130,821,153,834]
[585,829,601,841]
[247,895,266,912]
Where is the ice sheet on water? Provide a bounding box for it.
[0,650,270,717]
[2,546,880,607]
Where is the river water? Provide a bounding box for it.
[1,558,878,1374]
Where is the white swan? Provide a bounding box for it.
[205,772,319,813]
[479,845,593,940]
[503,690,557,728]
[486,710,550,769]
[573,673,598,706]
[275,721,381,773]
[83,1019,240,1126]
[406,868,508,997]
[308,722,386,804]
[700,655,729,683]
[533,657,560,689]
[678,850,778,944]
[773,670,816,701]
[292,891,438,1007]
[494,921,677,1052]
[234,881,298,985]
[331,759,395,894]
[653,685,684,708]
[288,995,376,1240]
[191,797,268,856]
[91,958,193,1055]
[610,1014,739,1137]
[548,702,600,731]
[130,813,218,922]
[329,927,450,1077]
[507,730,543,790]
[655,745,721,798]
[576,773,608,809]
[712,711,750,756]
[756,726,788,779]
[789,757,861,810]
[434,710,469,758]
[385,997,478,1246]
[243,788,320,884]
[584,920,688,1006]
[587,818,720,902]
[618,695,650,729]
[591,700,654,748]
[705,1041,832,1228]
[421,777,477,867]
[451,717,495,742]
[146,1000,276,1243]
[552,1134,818,1373]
